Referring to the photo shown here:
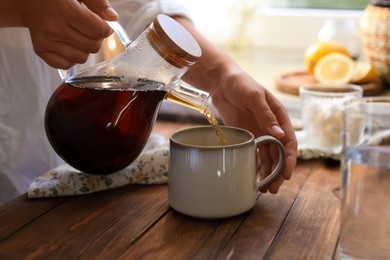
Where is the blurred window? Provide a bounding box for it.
[265,0,368,10]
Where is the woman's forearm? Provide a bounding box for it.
[1,0,23,27]
[172,16,236,94]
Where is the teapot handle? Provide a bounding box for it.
[58,21,131,80]
[106,21,131,47]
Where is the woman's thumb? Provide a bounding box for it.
[81,0,119,21]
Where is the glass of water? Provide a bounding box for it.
[339,97,390,259]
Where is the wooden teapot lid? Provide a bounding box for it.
[147,14,202,68]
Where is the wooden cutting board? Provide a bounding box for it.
[275,70,383,96]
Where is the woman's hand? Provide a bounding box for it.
[175,16,297,193]
[210,62,297,193]
[18,0,119,69]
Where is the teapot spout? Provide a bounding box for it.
[165,81,210,114]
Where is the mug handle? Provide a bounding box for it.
[255,135,286,190]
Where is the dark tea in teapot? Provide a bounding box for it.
[45,76,166,174]
[45,15,227,175]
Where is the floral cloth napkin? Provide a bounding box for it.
[28,134,169,198]
[296,128,390,160]
[295,130,340,160]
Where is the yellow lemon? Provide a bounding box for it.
[351,62,379,84]
[313,53,355,84]
[304,41,350,74]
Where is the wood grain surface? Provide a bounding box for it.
[275,70,384,96]
[0,121,342,259]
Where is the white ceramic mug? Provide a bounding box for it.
[168,126,286,219]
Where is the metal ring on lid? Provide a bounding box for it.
[147,14,202,68]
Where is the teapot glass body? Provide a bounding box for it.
[45,15,208,174]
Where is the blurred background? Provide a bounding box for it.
[180,0,366,57]
[160,0,371,121]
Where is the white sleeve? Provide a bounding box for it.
[112,0,192,41]
[159,0,192,20]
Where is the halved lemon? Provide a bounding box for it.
[351,62,379,84]
[304,41,350,74]
[314,53,355,84]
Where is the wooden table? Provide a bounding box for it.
[0,119,342,259]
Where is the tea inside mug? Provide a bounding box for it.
[171,126,252,147]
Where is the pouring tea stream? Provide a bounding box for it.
[45,15,225,175]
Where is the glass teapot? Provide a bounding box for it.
[45,14,210,175]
